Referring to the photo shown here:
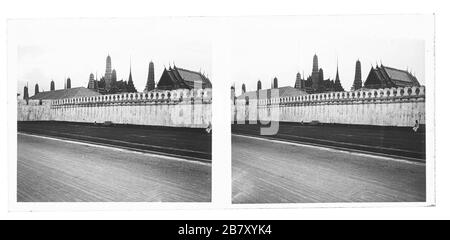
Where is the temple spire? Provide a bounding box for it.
[129,63,132,81]
[313,54,319,72]
[145,60,155,92]
[334,65,344,92]
[335,65,340,81]
[127,61,136,93]
[352,59,362,91]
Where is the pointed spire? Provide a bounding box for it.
[129,58,132,75]
[335,65,340,82]
[334,65,344,92]
[336,56,339,71]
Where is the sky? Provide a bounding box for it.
[10,15,432,96]
[11,18,212,94]
[229,15,432,94]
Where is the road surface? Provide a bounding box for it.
[18,133,211,202]
[19,121,212,161]
[232,122,425,160]
[232,135,426,204]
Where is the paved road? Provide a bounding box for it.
[18,134,211,202]
[232,122,426,160]
[232,135,426,204]
[18,121,212,161]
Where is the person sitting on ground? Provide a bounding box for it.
[413,120,420,132]
[205,122,212,134]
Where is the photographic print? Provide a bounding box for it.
[230,15,433,204]
[11,18,212,202]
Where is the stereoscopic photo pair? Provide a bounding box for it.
[10,15,433,207]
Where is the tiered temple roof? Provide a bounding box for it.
[30,87,101,100]
[237,86,307,100]
[364,65,420,89]
[157,66,212,90]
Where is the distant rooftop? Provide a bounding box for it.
[237,86,307,100]
[157,66,212,90]
[382,66,420,85]
[364,65,421,89]
[30,87,101,100]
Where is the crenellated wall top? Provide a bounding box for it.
[50,88,212,106]
[235,86,425,105]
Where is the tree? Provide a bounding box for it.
[116,80,127,93]
[35,84,39,95]
[98,77,106,89]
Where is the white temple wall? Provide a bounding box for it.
[232,86,425,127]
[17,89,212,128]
